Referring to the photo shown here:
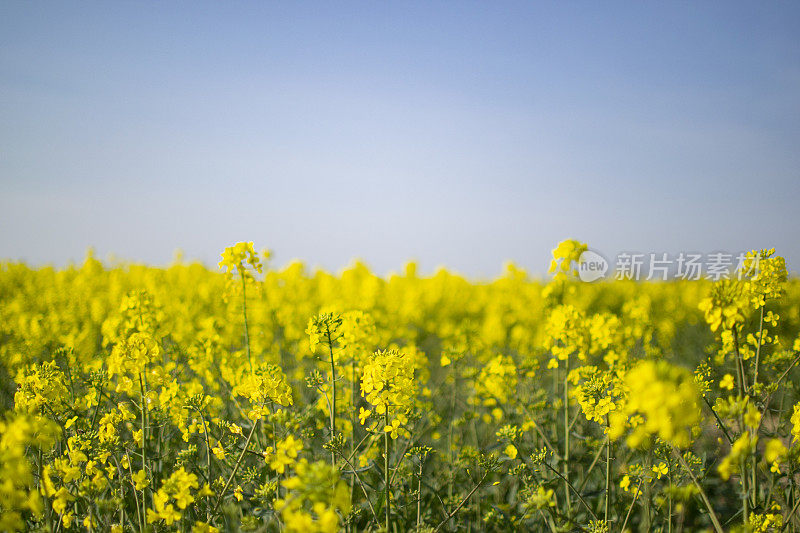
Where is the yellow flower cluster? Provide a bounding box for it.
[108,331,161,379]
[476,354,518,407]
[740,248,787,309]
[0,415,59,531]
[548,239,588,281]
[266,435,303,474]
[306,312,343,355]
[749,503,783,533]
[147,467,208,525]
[574,368,623,424]
[698,280,749,332]
[218,241,263,278]
[609,360,702,448]
[275,459,351,533]
[543,304,587,364]
[13,361,69,414]
[791,402,800,442]
[718,431,758,480]
[233,363,293,419]
[361,349,414,417]
[0,241,797,532]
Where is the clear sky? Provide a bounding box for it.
[2,2,799,277]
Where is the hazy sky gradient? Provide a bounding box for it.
[2,2,799,276]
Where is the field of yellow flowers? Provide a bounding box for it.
[1,240,798,532]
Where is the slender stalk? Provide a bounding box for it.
[672,448,723,533]
[417,459,423,530]
[605,428,611,524]
[124,449,144,533]
[138,372,148,516]
[620,476,644,533]
[781,494,800,532]
[186,404,212,514]
[757,351,800,435]
[644,450,653,529]
[751,306,766,505]
[433,472,489,532]
[541,460,598,521]
[241,274,252,371]
[733,327,748,395]
[384,409,391,531]
[350,357,357,500]
[563,356,571,514]
[271,412,282,504]
[337,450,379,525]
[732,327,751,522]
[667,458,673,533]
[741,454,749,523]
[577,438,606,493]
[326,325,337,466]
[703,395,734,444]
[753,306,765,387]
[212,418,260,516]
[448,372,457,501]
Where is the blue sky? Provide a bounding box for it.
[2,2,799,277]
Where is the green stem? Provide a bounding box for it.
[327,326,337,466]
[337,449,379,526]
[138,372,148,517]
[563,356,571,514]
[541,460,598,521]
[668,459,673,533]
[433,472,489,533]
[351,357,357,500]
[753,306,765,386]
[212,417,260,516]
[733,327,747,395]
[241,274,252,372]
[605,425,611,524]
[384,409,391,531]
[417,459,423,530]
[703,395,734,444]
[187,405,212,494]
[620,476,644,533]
[124,448,144,532]
[673,448,723,533]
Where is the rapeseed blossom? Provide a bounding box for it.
[361,349,414,423]
[609,360,702,448]
[0,241,797,532]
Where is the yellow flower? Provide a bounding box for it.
[270,435,303,474]
[361,349,415,421]
[651,462,668,479]
[764,439,788,464]
[548,239,588,281]
[791,403,800,442]
[384,418,404,439]
[218,241,262,278]
[543,305,588,361]
[504,444,518,459]
[211,443,226,460]
[475,354,518,406]
[132,469,148,490]
[719,374,734,390]
[719,432,758,480]
[193,521,221,533]
[609,360,701,449]
[527,486,556,509]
